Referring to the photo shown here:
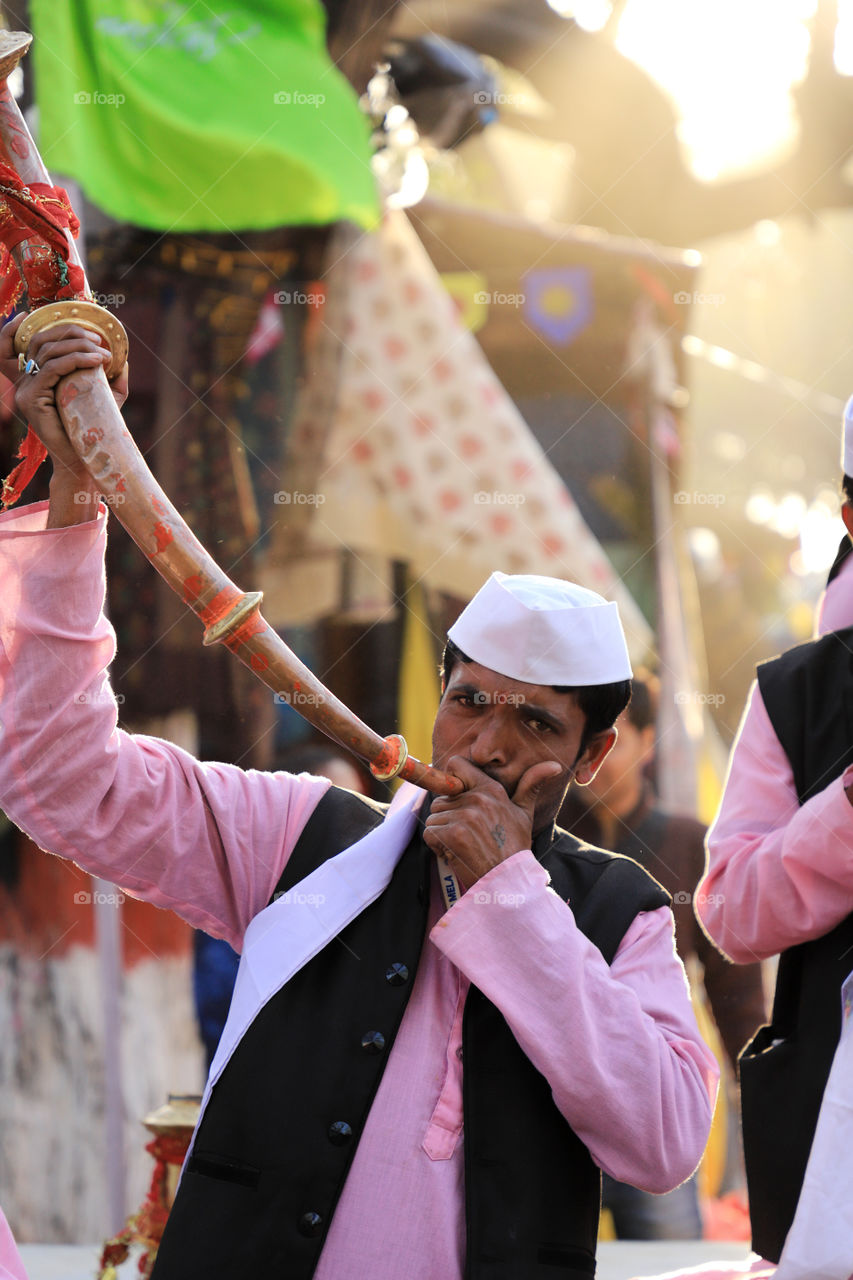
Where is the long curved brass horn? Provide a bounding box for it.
[0,32,463,797]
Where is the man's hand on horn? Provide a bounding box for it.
[423,756,563,892]
[0,316,129,526]
[0,316,127,466]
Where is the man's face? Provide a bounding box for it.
[431,659,615,833]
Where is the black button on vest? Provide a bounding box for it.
[327,1122,352,1146]
[385,962,409,985]
[360,1030,385,1053]
[299,1212,323,1238]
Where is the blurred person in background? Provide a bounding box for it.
[561,671,766,1240]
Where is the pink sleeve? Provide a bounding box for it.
[814,548,853,636]
[430,851,718,1193]
[0,1206,27,1280]
[698,679,853,963]
[0,502,330,949]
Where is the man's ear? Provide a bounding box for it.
[574,727,617,785]
[842,501,853,541]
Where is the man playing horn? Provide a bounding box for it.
[0,322,718,1279]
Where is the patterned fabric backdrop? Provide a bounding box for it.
[264,210,653,658]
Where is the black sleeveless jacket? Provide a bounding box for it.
[739,627,853,1263]
[152,787,669,1280]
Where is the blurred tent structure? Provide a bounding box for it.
[259,211,658,634]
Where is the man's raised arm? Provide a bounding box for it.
[0,320,330,947]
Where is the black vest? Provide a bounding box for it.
[152,787,669,1280]
[739,628,853,1263]
[826,533,852,587]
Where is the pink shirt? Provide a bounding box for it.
[0,1208,26,1280]
[814,540,853,637]
[699,546,853,962]
[0,503,717,1277]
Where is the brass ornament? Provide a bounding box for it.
[142,1094,202,1134]
[14,298,129,379]
[0,31,32,83]
[370,733,410,781]
[202,590,265,647]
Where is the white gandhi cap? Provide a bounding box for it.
[843,395,853,477]
[447,571,633,687]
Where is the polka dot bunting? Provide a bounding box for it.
[269,212,652,658]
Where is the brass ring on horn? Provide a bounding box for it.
[370,734,410,781]
[14,298,129,380]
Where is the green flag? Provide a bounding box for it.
[30,0,380,232]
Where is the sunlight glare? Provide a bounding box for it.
[797,500,842,572]
[835,0,853,74]
[617,0,814,180]
[547,0,613,30]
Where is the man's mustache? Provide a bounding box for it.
[455,760,505,788]
[446,760,567,796]
[459,762,520,799]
